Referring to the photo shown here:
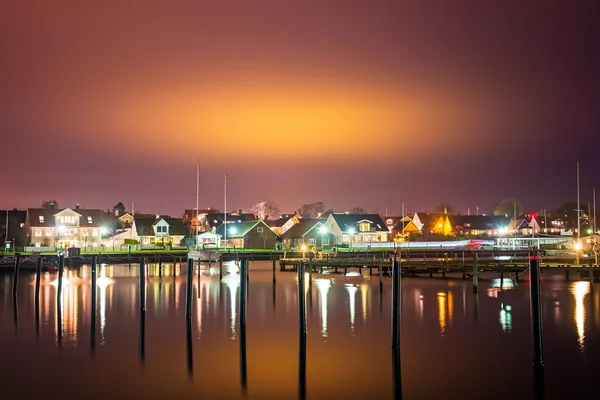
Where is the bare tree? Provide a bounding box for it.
[243,201,280,220]
[300,202,325,218]
[349,207,367,214]
[493,198,523,217]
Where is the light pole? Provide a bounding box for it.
[301,244,307,260]
[224,173,228,249]
[348,228,355,250]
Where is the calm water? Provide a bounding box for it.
[1,261,599,399]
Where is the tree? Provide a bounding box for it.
[349,207,367,214]
[41,200,58,209]
[551,202,583,229]
[243,201,280,220]
[435,204,454,214]
[300,202,325,218]
[113,201,126,216]
[493,198,523,217]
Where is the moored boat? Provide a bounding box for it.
[188,249,220,262]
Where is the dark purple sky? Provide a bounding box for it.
[1,0,599,216]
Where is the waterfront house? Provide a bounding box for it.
[202,211,256,232]
[281,219,336,250]
[391,220,420,237]
[216,220,278,249]
[197,231,222,248]
[26,206,105,249]
[266,217,289,236]
[133,216,186,248]
[324,213,390,246]
[182,208,219,233]
[0,209,28,249]
[451,215,511,236]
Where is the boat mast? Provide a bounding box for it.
[577,162,581,265]
[224,174,227,248]
[196,159,200,244]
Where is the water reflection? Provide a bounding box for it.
[499,303,512,333]
[346,284,358,335]
[315,279,331,338]
[572,282,590,351]
[437,292,447,336]
[360,283,369,322]
[222,273,240,339]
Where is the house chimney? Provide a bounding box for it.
[76,204,80,211]
[238,209,242,214]
[50,202,56,210]
[156,215,160,219]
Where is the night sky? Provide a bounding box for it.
[1,0,599,216]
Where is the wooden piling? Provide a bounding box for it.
[272,258,277,283]
[185,259,194,319]
[590,260,594,289]
[159,254,162,277]
[12,253,21,297]
[309,253,313,287]
[529,253,545,399]
[472,253,479,292]
[379,258,383,291]
[219,258,223,280]
[139,257,146,312]
[57,255,65,300]
[34,256,42,300]
[391,260,401,347]
[91,255,97,354]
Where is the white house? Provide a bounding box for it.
[324,213,390,246]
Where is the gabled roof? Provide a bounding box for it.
[78,209,104,228]
[215,220,270,238]
[329,213,389,232]
[282,219,323,238]
[413,212,446,231]
[183,209,218,218]
[267,217,290,228]
[134,217,186,236]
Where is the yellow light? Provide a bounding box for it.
[574,242,582,251]
[301,244,307,251]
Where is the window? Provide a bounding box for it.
[81,229,88,236]
[359,222,371,232]
[257,227,264,233]
[386,219,393,225]
[308,238,316,246]
[322,238,330,246]
[87,216,93,223]
[20,223,24,228]
[45,230,52,237]
[92,242,98,248]
[35,242,41,247]
[39,216,44,223]
[157,226,167,233]
[35,229,42,237]
[92,229,98,237]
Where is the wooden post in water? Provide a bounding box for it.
[186,259,194,319]
[392,344,402,399]
[186,315,194,377]
[35,256,42,300]
[219,258,223,280]
[12,253,21,297]
[391,259,401,347]
[57,254,65,300]
[589,260,594,290]
[159,253,162,277]
[240,259,248,389]
[529,253,545,399]
[472,253,479,292]
[308,253,313,288]
[140,257,146,312]
[91,255,97,355]
[298,261,307,400]
[272,258,277,283]
[379,257,383,292]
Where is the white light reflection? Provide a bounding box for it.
[346,284,358,335]
[499,303,512,333]
[98,266,114,345]
[572,281,590,351]
[222,273,240,339]
[315,279,331,338]
[437,292,447,336]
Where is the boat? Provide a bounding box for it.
[188,249,220,262]
[187,159,221,263]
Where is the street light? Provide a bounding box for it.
[348,228,355,250]
[301,244,307,259]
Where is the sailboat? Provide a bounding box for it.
[188,160,221,262]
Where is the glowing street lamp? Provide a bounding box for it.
[348,228,355,250]
[301,244,307,259]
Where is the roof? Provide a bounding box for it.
[205,213,254,226]
[329,213,389,232]
[215,220,265,238]
[451,215,510,230]
[183,209,218,218]
[0,209,27,225]
[135,217,186,236]
[267,217,289,228]
[27,208,59,227]
[282,219,322,238]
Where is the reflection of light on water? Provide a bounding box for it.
[222,273,240,339]
[345,272,361,277]
[437,292,447,336]
[491,279,514,289]
[448,291,453,326]
[499,303,512,332]
[98,266,114,345]
[346,285,358,335]
[572,281,590,351]
[415,290,423,320]
[360,283,369,322]
[315,279,331,338]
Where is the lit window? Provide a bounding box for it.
[308,238,316,246]
[88,216,93,223]
[322,238,330,246]
[35,242,41,247]
[92,229,98,237]
[386,219,393,225]
[20,223,24,228]
[39,216,44,223]
[257,227,264,233]
[92,242,98,248]
[359,222,370,232]
[45,230,52,237]
[35,229,42,237]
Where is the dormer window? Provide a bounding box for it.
[386,219,393,225]
[39,216,44,223]
[88,216,93,223]
[359,222,371,232]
